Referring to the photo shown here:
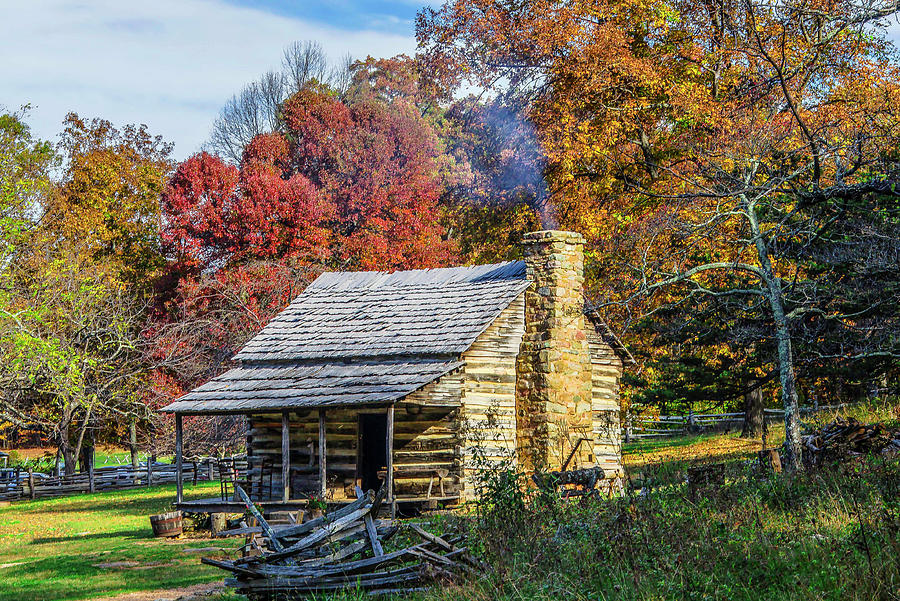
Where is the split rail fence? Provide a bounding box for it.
[624,403,857,442]
[0,457,248,503]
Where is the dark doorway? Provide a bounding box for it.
[358,413,387,493]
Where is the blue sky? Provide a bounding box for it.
[3,0,433,159]
[223,0,435,36]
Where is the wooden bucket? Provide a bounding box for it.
[149,511,183,537]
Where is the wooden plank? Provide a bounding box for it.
[272,490,373,541]
[226,568,421,592]
[282,410,290,502]
[261,506,372,562]
[292,538,369,567]
[386,404,394,504]
[356,486,383,556]
[318,409,326,499]
[175,414,183,504]
[234,486,285,553]
[214,526,265,538]
[237,544,419,578]
[200,557,259,577]
[289,523,368,561]
[409,523,454,551]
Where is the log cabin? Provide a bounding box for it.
[162,230,630,512]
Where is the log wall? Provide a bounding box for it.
[458,293,525,501]
[587,332,624,477]
[394,369,464,499]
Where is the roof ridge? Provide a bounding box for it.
[307,260,525,291]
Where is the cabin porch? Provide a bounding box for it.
[172,400,463,514]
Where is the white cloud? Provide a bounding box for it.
[2,0,417,159]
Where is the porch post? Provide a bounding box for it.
[281,410,290,502]
[385,404,394,504]
[175,413,183,504]
[318,409,327,499]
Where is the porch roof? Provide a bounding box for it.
[160,358,462,414]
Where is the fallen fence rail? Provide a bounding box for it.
[205,485,479,599]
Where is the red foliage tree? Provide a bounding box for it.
[162,146,331,271]
[161,152,240,270]
[151,84,458,450]
[162,87,455,273]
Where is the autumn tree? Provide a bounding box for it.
[347,55,547,263]
[1,113,174,469]
[440,100,546,263]
[209,41,353,163]
[420,0,900,469]
[166,85,456,273]
[42,113,172,287]
[0,243,154,474]
[0,110,54,283]
[0,110,55,447]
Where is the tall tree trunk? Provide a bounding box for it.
[746,195,803,470]
[71,403,93,474]
[769,285,803,471]
[741,381,766,439]
[58,425,76,476]
[79,439,94,474]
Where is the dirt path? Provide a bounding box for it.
[91,582,224,601]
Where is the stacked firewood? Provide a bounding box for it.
[802,418,900,466]
[203,486,477,599]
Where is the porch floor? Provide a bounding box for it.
[177,496,312,514]
[176,494,460,515]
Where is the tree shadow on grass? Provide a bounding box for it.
[30,528,151,545]
[11,485,217,517]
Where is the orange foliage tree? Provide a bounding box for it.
[419,0,900,469]
[43,113,172,286]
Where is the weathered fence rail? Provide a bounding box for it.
[624,403,858,441]
[0,457,248,503]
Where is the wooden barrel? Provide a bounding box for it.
[149,511,183,537]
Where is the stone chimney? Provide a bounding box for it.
[516,230,595,472]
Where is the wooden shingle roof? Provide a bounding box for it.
[235,261,528,361]
[162,262,528,414]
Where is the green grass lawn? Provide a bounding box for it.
[92,452,174,468]
[92,451,139,468]
[0,482,242,601]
